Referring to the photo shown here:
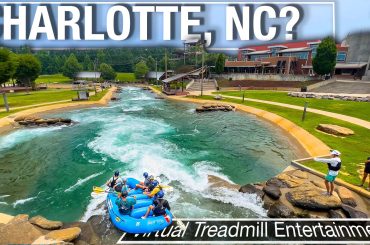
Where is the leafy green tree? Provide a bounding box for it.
[14,54,41,89]
[83,54,93,71]
[215,54,226,74]
[146,56,156,71]
[62,53,83,79]
[0,48,17,86]
[134,61,149,79]
[99,63,116,80]
[312,37,337,77]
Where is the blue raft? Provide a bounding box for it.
[106,178,173,233]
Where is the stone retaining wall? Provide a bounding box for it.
[288,92,370,102]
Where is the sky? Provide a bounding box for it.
[0,0,369,52]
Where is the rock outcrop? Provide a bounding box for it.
[0,214,43,244]
[0,213,81,244]
[239,184,264,199]
[336,186,357,207]
[267,202,294,218]
[46,227,81,242]
[195,104,236,112]
[341,205,368,218]
[288,92,370,102]
[285,182,342,210]
[30,215,63,230]
[276,172,305,188]
[239,168,370,218]
[14,116,73,127]
[263,184,281,200]
[317,124,354,136]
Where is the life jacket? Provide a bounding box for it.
[143,177,151,187]
[109,176,117,188]
[328,161,341,171]
[153,199,166,215]
[148,181,158,191]
[117,198,131,213]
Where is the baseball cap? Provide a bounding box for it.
[330,149,341,156]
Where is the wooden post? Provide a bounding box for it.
[302,102,308,121]
[2,93,9,112]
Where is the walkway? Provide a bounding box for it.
[0,100,71,113]
[220,94,370,130]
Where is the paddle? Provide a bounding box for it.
[173,214,187,231]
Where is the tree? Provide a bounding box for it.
[134,61,149,79]
[215,54,226,74]
[146,56,156,71]
[99,63,116,80]
[312,37,337,78]
[14,54,41,89]
[62,53,83,79]
[83,54,93,71]
[0,48,17,86]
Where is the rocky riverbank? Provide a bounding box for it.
[195,104,236,112]
[239,167,370,218]
[13,115,74,127]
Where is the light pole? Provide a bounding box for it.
[200,41,205,97]
[155,59,158,86]
[2,93,9,112]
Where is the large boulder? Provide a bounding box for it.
[0,214,44,244]
[46,227,81,242]
[30,215,63,230]
[266,178,288,188]
[341,205,368,218]
[285,183,342,210]
[336,186,357,207]
[208,175,240,191]
[263,185,281,200]
[317,124,354,136]
[239,184,264,199]
[267,202,294,218]
[277,173,305,188]
[290,170,309,179]
[0,213,14,224]
[328,210,344,218]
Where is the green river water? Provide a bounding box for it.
[0,87,301,222]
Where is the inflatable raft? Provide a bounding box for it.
[106,178,173,233]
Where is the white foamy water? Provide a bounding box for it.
[65,172,103,192]
[0,126,66,151]
[78,87,274,220]
[80,191,107,222]
[122,106,143,112]
[13,196,37,207]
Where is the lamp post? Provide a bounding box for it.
[2,93,9,112]
[200,40,205,97]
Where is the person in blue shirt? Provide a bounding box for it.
[115,191,136,215]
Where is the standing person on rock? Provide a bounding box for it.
[359,157,370,191]
[314,150,342,196]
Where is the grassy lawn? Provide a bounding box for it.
[196,95,369,186]
[116,73,137,82]
[216,90,370,122]
[35,74,72,84]
[0,89,108,118]
[0,90,77,108]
